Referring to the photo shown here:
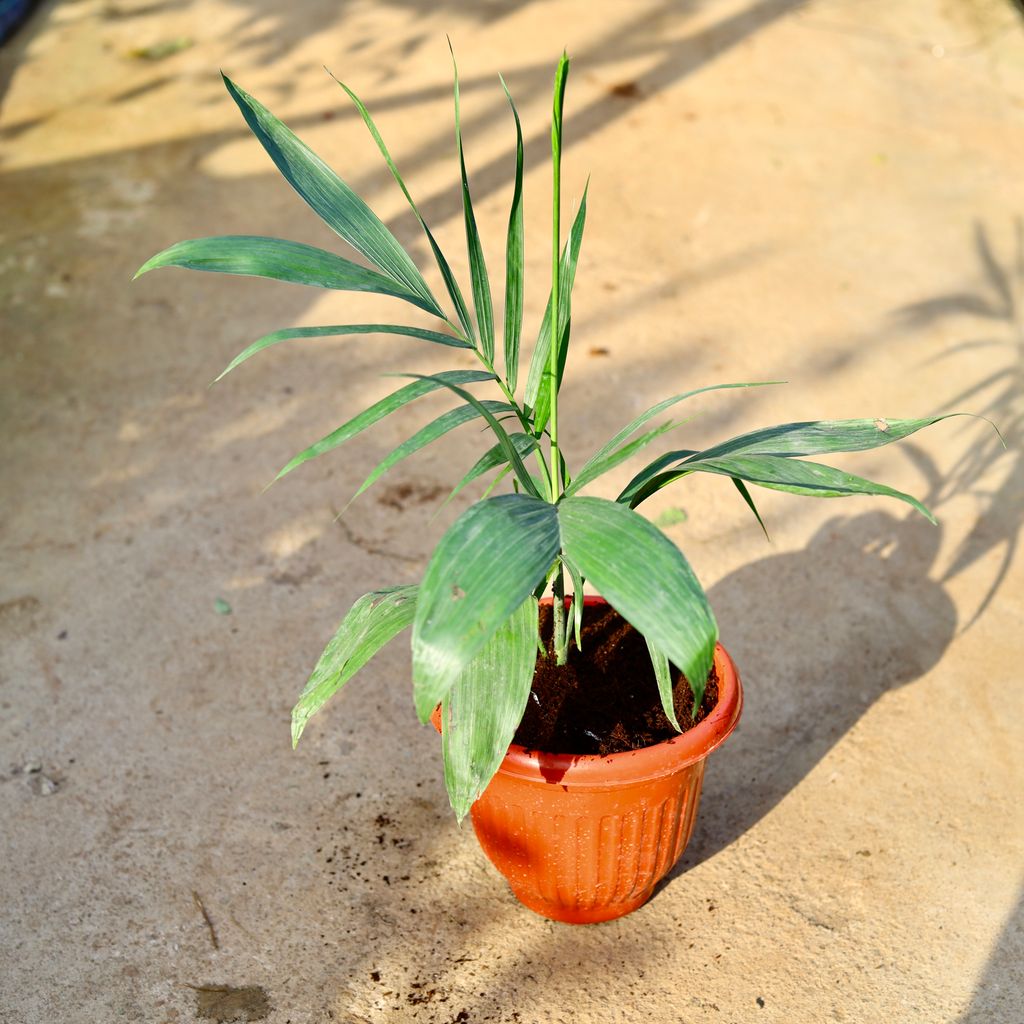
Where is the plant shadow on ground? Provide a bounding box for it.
[956,885,1024,1023]
[658,220,1022,933]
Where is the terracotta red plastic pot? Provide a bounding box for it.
[433,596,742,924]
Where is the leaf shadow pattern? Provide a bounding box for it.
[890,219,1023,627]
[660,504,957,880]
[956,885,1024,1023]
[660,220,1022,888]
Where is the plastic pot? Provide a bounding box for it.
[433,596,743,924]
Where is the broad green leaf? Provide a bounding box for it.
[442,597,538,821]
[500,74,525,391]
[332,74,475,342]
[569,381,781,496]
[645,638,681,730]
[558,496,717,706]
[291,585,417,746]
[439,432,540,510]
[412,494,560,721]
[347,399,515,505]
[215,322,471,381]
[398,373,542,498]
[683,414,979,463]
[274,369,494,481]
[685,454,938,523]
[222,75,440,313]
[451,48,495,360]
[136,236,436,312]
[525,185,588,430]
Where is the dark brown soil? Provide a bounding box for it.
[513,603,719,756]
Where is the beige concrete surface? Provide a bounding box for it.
[2,0,1023,1021]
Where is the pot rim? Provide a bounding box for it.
[496,595,742,787]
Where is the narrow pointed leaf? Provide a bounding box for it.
[570,381,782,495]
[500,74,525,390]
[561,554,585,652]
[412,494,560,721]
[525,186,588,428]
[222,75,440,312]
[275,369,494,481]
[442,597,538,821]
[451,48,495,360]
[291,585,417,746]
[332,74,475,341]
[682,414,982,463]
[685,454,938,523]
[645,638,682,731]
[731,476,770,540]
[348,399,515,505]
[136,236,436,312]
[565,420,679,496]
[399,373,542,498]
[559,496,717,706]
[440,432,540,510]
[215,322,471,381]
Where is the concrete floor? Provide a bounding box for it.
[2,0,1022,1021]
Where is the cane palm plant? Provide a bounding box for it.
[136,52,991,821]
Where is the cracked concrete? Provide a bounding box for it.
[1,0,1022,1021]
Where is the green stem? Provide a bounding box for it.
[552,568,568,665]
[549,53,570,664]
[548,54,568,504]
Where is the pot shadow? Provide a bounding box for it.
[661,502,958,883]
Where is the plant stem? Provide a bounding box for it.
[552,568,568,664]
[548,54,568,505]
[549,53,570,664]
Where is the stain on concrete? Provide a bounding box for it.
[191,985,270,1023]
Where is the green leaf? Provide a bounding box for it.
[569,381,781,496]
[683,414,978,463]
[398,373,542,498]
[136,236,437,312]
[685,454,938,523]
[291,585,417,746]
[412,494,560,721]
[617,449,696,508]
[525,185,588,430]
[274,369,494,481]
[439,432,540,510]
[500,74,525,391]
[347,399,515,505]
[222,74,440,313]
[331,73,476,342]
[441,597,538,821]
[215,322,471,382]
[565,420,679,496]
[731,477,769,540]
[645,638,681,730]
[561,554,585,652]
[451,47,495,360]
[558,496,717,706]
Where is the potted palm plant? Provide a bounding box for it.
[136,52,989,923]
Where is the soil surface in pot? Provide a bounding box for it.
[512,603,719,756]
